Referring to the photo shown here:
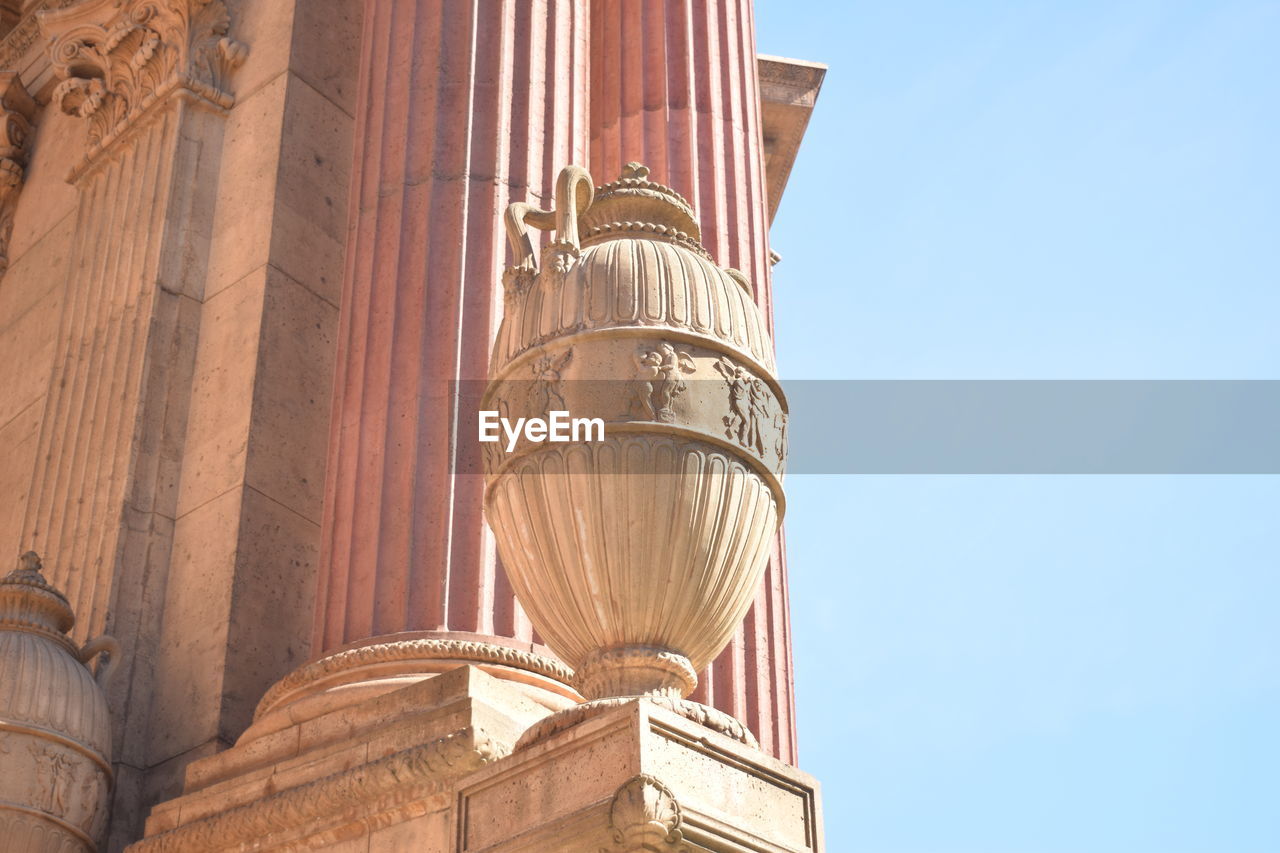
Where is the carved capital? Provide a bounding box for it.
[38,0,246,160]
[0,70,34,276]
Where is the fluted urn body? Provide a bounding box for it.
[0,553,116,851]
[482,165,786,737]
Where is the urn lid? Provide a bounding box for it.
[579,163,710,258]
[0,551,76,640]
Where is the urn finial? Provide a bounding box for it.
[1,550,75,636]
[12,549,44,578]
[579,163,703,247]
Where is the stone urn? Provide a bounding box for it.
[482,164,786,747]
[0,552,117,851]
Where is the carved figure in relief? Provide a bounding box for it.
[714,356,766,455]
[774,408,789,461]
[0,73,35,277]
[529,347,572,415]
[748,377,770,455]
[48,750,77,814]
[629,343,695,422]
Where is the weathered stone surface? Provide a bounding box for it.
[129,666,544,853]
[456,699,823,852]
[0,2,358,848]
[126,670,822,852]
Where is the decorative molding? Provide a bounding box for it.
[255,638,575,721]
[39,0,247,166]
[130,727,505,853]
[758,55,826,224]
[516,695,758,752]
[609,774,685,852]
[0,0,75,70]
[575,645,698,700]
[0,70,33,276]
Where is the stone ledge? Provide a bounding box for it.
[131,665,554,852]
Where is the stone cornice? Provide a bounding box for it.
[0,70,35,275]
[0,0,76,71]
[758,54,826,224]
[38,0,246,173]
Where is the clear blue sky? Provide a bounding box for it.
[756,2,1280,851]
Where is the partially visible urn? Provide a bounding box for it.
[0,552,117,851]
[482,164,786,746]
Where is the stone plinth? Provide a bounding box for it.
[127,667,821,852]
[458,700,822,852]
[127,666,554,852]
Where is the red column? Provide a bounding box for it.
[304,0,796,764]
[312,0,588,651]
[588,0,796,763]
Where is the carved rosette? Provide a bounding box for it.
[482,164,787,743]
[0,553,118,851]
[38,0,246,167]
[0,71,34,276]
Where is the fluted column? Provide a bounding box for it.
[20,1,247,844]
[304,0,588,684]
[588,0,796,762]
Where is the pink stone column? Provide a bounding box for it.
[299,0,796,764]
[589,0,797,763]
[310,0,588,655]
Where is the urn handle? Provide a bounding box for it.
[78,634,120,688]
[503,165,594,272]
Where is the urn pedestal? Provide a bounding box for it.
[453,698,822,853]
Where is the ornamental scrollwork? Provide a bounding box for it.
[608,774,686,852]
[40,0,247,154]
[0,71,34,276]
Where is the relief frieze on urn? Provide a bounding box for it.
[482,164,788,748]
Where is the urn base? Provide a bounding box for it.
[574,644,700,700]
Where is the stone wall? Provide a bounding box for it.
[0,2,360,848]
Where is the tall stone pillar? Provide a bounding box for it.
[22,2,248,844]
[588,0,796,762]
[262,0,796,764]
[26,0,246,645]
[259,0,592,726]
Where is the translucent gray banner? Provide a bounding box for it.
[783,380,1280,474]
[456,380,1280,474]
